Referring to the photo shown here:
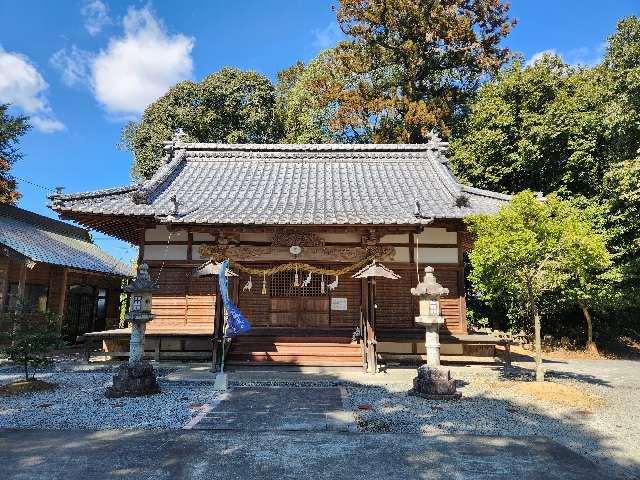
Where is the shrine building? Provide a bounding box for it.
[49,139,510,367]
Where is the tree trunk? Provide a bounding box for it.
[527,282,544,382]
[23,357,29,382]
[581,304,598,353]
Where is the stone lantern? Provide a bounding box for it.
[411,266,448,366]
[409,266,459,399]
[106,263,160,398]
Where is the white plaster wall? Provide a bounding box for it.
[319,232,361,243]
[143,244,188,261]
[415,247,458,264]
[416,343,464,355]
[193,232,215,241]
[238,233,272,242]
[379,342,464,355]
[145,226,188,242]
[380,233,409,244]
[389,246,411,262]
[416,228,457,244]
[192,245,204,261]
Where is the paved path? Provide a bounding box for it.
[192,386,356,431]
[0,429,606,480]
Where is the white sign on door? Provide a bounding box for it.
[331,297,348,311]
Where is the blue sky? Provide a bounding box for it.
[0,0,637,263]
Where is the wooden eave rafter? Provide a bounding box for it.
[55,212,468,246]
[56,212,156,244]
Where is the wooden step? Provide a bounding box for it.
[226,360,364,367]
[229,349,361,357]
[234,336,354,344]
[229,344,361,355]
[228,336,364,366]
[227,354,363,366]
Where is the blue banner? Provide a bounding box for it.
[218,259,251,337]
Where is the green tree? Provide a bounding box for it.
[0,306,63,381]
[466,192,610,381]
[547,199,612,351]
[294,0,514,143]
[450,54,608,196]
[275,50,347,143]
[121,68,282,179]
[0,104,30,204]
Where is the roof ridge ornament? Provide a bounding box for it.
[428,128,449,152]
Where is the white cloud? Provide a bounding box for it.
[526,43,605,68]
[81,0,111,36]
[50,45,93,87]
[312,22,345,50]
[0,46,64,132]
[30,116,66,133]
[525,49,557,67]
[91,6,194,115]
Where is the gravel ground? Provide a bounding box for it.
[0,372,218,429]
[343,366,640,479]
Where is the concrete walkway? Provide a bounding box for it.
[0,429,606,480]
[191,386,356,431]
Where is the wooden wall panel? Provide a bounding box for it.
[185,276,215,328]
[376,267,415,328]
[148,267,187,330]
[434,267,464,334]
[328,274,360,328]
[376,266,466,334]
[237,267,271,327]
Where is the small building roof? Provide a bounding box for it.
[0,204,133,277]
[49,141,510,242]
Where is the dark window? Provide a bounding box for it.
[269,271,326,297]
[95,288,108,331]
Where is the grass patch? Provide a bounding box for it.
[0,379,59,396]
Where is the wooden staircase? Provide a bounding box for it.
[226,335,363,367]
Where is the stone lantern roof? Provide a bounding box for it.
[411,266,449,297]
[123,264,159,294]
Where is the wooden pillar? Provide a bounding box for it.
[56,268,68,332]
[16,261,27,312]
[366,277,378,374]
[457,232,468,334]
[360,278,369,372]
[0,257,9,318]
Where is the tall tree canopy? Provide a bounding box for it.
[454,17,640,344]
[449,55,608,196]
[316,0,515,142]
[0,104,30,204]
[121,68,281,179]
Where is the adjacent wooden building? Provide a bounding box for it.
[50,140,509,365]
[0,204,133,339]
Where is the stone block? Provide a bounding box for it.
[409,365,460,400]
[105,361,160,398]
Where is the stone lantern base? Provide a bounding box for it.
[105,361,160,398]
[409,365,461,400]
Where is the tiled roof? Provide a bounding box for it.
[0,204,133,276]
[49,142,510,226]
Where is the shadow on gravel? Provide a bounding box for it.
[226,365,638,479]
[499,364,614,388]
[0,365,637,479]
